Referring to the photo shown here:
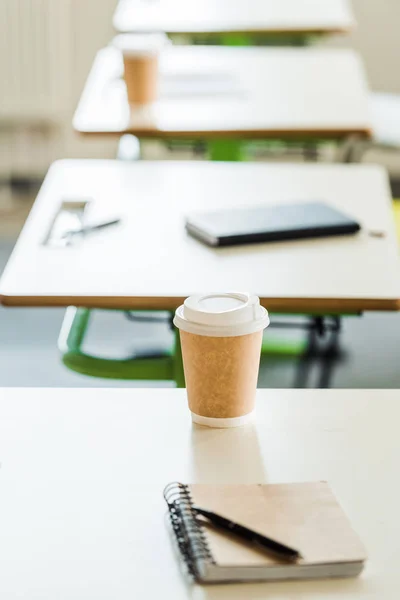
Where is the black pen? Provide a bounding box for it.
[193,506,301,562]
[62,218,121,237]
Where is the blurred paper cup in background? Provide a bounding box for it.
[113,33,169,104]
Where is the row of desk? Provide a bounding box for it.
[74,46,371,142]
[1,160,399,313]
[2,3,398,347]
[74,0,366,152]
[113,0,355,37]
[0,1,399,598]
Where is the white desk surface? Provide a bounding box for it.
[1,159,399,313]
[73,46,371,140]
[114,0,355,35]
[0,387,399,599]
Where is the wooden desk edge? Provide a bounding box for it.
[74,127,373,140]
[1,294,399,313]
[112,25,355,37]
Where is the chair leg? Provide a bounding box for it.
[208,140,245,161]
[293,316,342,388]
[302,142,319,162]
[58,307,176,382]
[58,306,91,354]
[335,134,369,163]
[173,327,186,388]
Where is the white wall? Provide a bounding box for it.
[332,0,400,173]
[63,0,119,162]
[0,0,119,178]
[325,0,400,93]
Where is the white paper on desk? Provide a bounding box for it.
[159,72,245,98]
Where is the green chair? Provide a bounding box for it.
[59,305,344,388]
[393,200,400,245]
[58,306,185,387]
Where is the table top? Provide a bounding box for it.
[0,387,399,599]
[73,46,371,140]
[113,0,355,36]
[1,159,399,313]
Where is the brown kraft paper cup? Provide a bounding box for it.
[180,329,263,419]
[123,54,159,104]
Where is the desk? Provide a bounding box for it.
[113,0,355,37]
[1,159,399,313]
[0,387,399,598]
[73,47,371,141]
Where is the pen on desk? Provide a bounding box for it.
[62,218,121,238]
[193,506,301,562]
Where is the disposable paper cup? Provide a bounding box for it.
[174,293,269,428]
[113,34,168,104]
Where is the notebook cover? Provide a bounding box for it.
[185,201,361,247]
[189,482,366,568]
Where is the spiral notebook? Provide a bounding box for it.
[164,482,366,583]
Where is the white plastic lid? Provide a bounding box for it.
[174,292,269,337]
[112,33,169,57]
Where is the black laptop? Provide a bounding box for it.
[185,201,361,247]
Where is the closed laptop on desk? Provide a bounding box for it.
[186,201,361,247]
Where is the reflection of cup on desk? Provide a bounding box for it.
[174,293,269,428]
[190,424,267,484]
[113,33,168,104]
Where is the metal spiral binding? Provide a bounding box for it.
[163,482,215,578]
